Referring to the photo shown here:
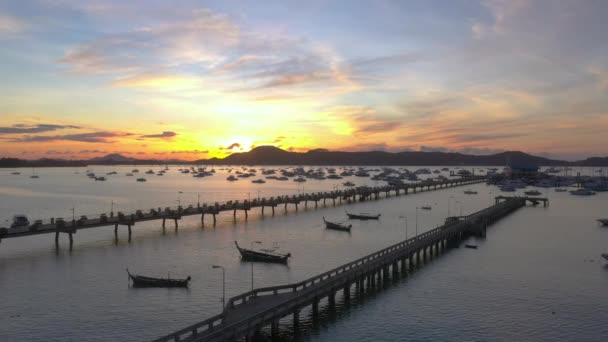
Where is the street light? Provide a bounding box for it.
[211,265,225,309]
[110,200,115,218]
[415,207,420,237]
[399,215,408,240]
[448,195,454,217]
[250,241,261,290]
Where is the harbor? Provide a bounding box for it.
[0,166,607,341]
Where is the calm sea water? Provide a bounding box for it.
[0,166,607,342]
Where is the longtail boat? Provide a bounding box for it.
[126,269,191,288]
[234,241,291,263]
[345,211,380,220]
[322,217,352,232]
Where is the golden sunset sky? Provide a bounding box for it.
[1,0,607,160]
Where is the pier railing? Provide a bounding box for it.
[153,196,525,342]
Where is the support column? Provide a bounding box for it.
[293,310,300,333]
[344,284,350,301]
[68,231,73,247]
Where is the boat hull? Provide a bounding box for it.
[345,211,380,220]
[127,272,190,288]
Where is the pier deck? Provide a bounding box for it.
[153,196,541,342]
[0,176,486,247]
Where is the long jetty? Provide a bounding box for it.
[153,195,543,342]
[0,176,485,247]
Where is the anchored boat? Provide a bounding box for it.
[597,219,608,226]
[345,211,380,220]
[126,269,191,288]
[322,217,352,232]
[234,241,291,263]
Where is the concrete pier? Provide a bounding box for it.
[0,177,486,247]
[152,196,538,342]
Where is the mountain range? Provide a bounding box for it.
[1,146,608,167]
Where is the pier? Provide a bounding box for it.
[153,196,541,342]
[0,176,485,247]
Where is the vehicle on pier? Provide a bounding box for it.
[234,241,291,263]
[126,269,191,288]
[10,215,30,232]
[322,217,352,232]
[345,211,380,220]
[597,218,608,226]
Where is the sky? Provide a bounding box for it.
[1,0,607,161]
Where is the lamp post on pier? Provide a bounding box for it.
[110,200,114,218]
[250,241,261,290]
[415,207,420,237]
[211,265,225,309]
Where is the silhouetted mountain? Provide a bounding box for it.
[198,146,571,166]
[2,146,608,167]
[89,153,139,163]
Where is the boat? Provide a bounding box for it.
[570,189,596,196]
[343,181,356,187]
[126,269,190,288]
[345,211,380,220]
[524,190,541,196]
[10,172,20,175]
[10,215,30,229]
[420,205,432,210]
[602,253,608,261]
[226,175,238,181]
[136,178,147,182]
[465,244,478,249]
[597,219,608,226]
[322,217,352,232]
[555,188,567,192]
[464,189,478,195]
[234,241,291,263]
[251,179,266,184]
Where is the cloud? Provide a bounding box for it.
[220,142,241,150]
[111,74,200,90]
[0,14,25,34]
[15,131,132,143]
[139,131,177,139]
[0,123,81,134]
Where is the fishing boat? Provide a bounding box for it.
[570,189,595,196]
[464,189,478,195]
[322,217,352,232]
[136,178,147,182]
[524,190,541,196]
[465,244,478,249]
[420,205,432,210]
[234,241,291,263]
[345,211,380,220]
[597,219,608,226]
[555,188,567,192]
[126,269,190,288]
